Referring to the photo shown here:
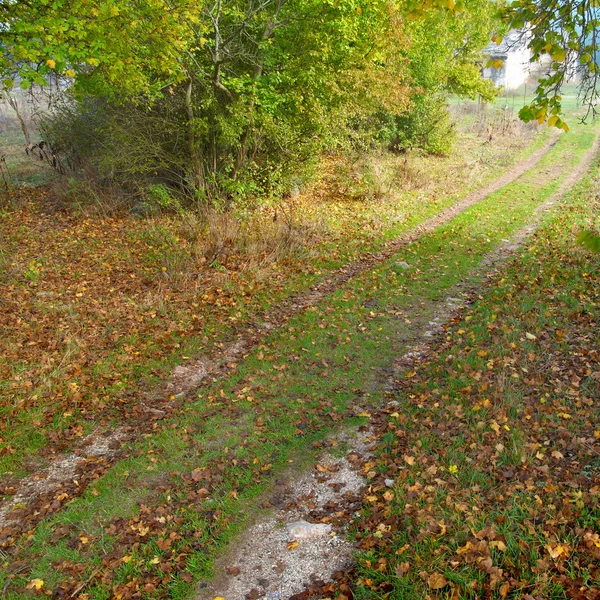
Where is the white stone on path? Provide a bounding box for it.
[286,521,332,541]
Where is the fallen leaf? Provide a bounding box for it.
[26,579,45,591]
[427,572,449,589]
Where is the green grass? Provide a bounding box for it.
[0,105,551,479]
[0,109,597,597]
[349,158,600,598]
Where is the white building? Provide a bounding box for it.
[482,29,532,90]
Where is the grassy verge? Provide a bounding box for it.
[0,114,596,598]
[347,159,600,598]
[0,106,547,478]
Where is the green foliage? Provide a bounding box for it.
[10,0,500,202]
[386,0,499,155]
[504,0,600,124]
[147,185,183,215]
[391,94,456,155]
[577,230,600,252]
[39,0,414,204]
[0,0,195,95]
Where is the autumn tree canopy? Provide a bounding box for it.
[2,0,595,203]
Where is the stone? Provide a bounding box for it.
[395,261,410,270]
[286,521,332,541]
[384,479,395,488]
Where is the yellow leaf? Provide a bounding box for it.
[27,579,45,591]
[536,109,547,125]
[490,420,501,435]
[525,332,537,340]
[551,47,567,62]
[65,69,77,78]
[46,59,56,69]
[456,541,472,555]
[546,543,570,558]
[548,115,559,127]
[122,555,133,563]
[403,455,416,466]
[490,540,507,552]
[358,411,371,418]
[149,556,160,564]
[287,541,299,551]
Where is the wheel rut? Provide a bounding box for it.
[199,132,600,600]
[0,134,564,546]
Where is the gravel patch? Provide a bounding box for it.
[197,429,373,600]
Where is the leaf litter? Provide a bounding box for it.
[0,135,560,546]
[296,142,600,599]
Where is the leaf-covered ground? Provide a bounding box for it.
[322,164,600,599]
[0,111,542,479]
[0,113,596,598]
[1,103,598,599]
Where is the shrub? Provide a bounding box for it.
[390,94,456,156]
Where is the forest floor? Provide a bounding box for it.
[0,100,599,599]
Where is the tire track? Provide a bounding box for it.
[0,134,563,543]
[199,132,600,600]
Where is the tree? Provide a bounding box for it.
[504,0,600,127]
[29,0,416,201]
[390,0,498,154]
[0,0,194,95]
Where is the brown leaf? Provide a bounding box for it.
[427,572,449,589]
[395,562,410,577]
[191,468,204,482]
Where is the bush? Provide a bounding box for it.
[390,94,456,156]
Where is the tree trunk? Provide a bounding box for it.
[184,78,206,197]
[3,91,31,147]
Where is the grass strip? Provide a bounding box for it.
[0,120,596,599]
